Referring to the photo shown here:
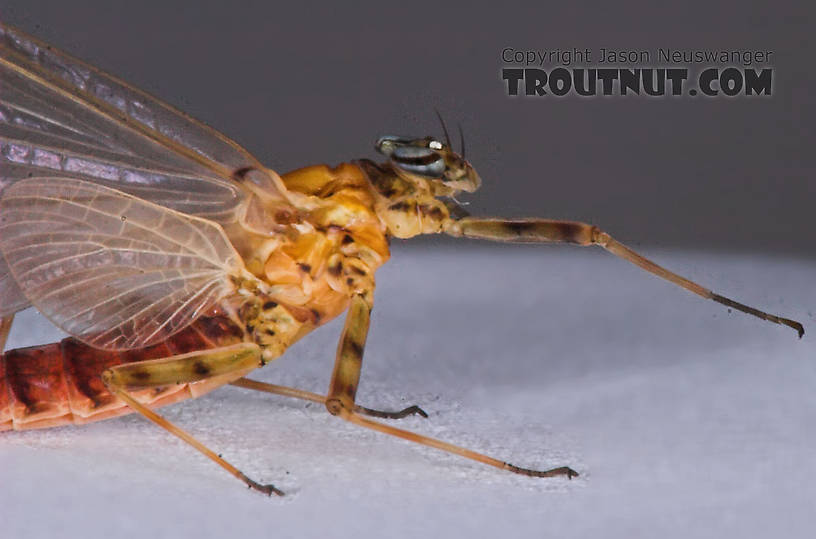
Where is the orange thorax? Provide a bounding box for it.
[254,163,390,326]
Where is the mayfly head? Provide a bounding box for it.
[374,135,481,196]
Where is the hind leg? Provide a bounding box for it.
[102,343,284,495]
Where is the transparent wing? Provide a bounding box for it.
[0,22,288,224]
[0,177,246,350]
[0,22,294,321]
[0,252,29,316]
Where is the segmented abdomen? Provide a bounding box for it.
[0,316,245,431]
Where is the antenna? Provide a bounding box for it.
[434,108,452,148]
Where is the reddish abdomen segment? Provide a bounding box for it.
[0,316,245,431]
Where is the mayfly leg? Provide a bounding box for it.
[324,294,578,479]
[230,378,428,419]
[0,315,14,352]
[446,217,805,338]
[354,403,428,420]
[101,343,285,496]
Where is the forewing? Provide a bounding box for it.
[0,177,246,350]
[0,252,29,316]
[0,22,289,223]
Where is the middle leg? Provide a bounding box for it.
[230,377,428,419]
[325,293,578,479]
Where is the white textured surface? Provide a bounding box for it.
[1,246,814,539]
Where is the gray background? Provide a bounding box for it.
[1,0,812,255]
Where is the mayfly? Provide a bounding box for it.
[0,23,804,496]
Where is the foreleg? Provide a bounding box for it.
[446,217,804,337]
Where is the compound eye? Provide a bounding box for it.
[375,135,446,178]
[390,145,446,178]
[376,135,410,156]
[376,136,446,155]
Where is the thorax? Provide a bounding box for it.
[224,162,391,353]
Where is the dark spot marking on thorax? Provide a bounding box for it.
[275,209,298,224]
[263,301,278,310]
[298,263,312,273]
[342,234,354,245]
[428,206,445,219]
[389,201,415,212]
